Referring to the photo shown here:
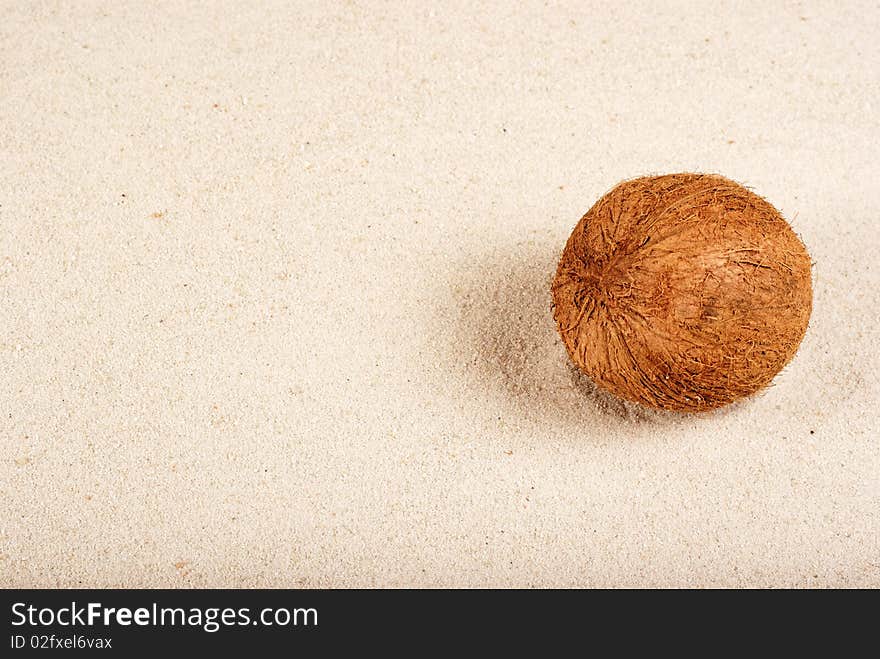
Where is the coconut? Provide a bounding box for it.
[551,173,812,412]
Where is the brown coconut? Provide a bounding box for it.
[551,173,812,412]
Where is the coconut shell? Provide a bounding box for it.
[551,173,812,412]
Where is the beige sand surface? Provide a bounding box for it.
[2,1,878,588]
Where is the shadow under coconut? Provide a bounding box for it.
[446,237,692,432]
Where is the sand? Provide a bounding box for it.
[1,1,878,588]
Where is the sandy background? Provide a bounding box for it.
[2,0,878,588]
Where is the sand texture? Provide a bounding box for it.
[2,1,879,588]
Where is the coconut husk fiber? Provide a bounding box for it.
[551,173,813,412]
